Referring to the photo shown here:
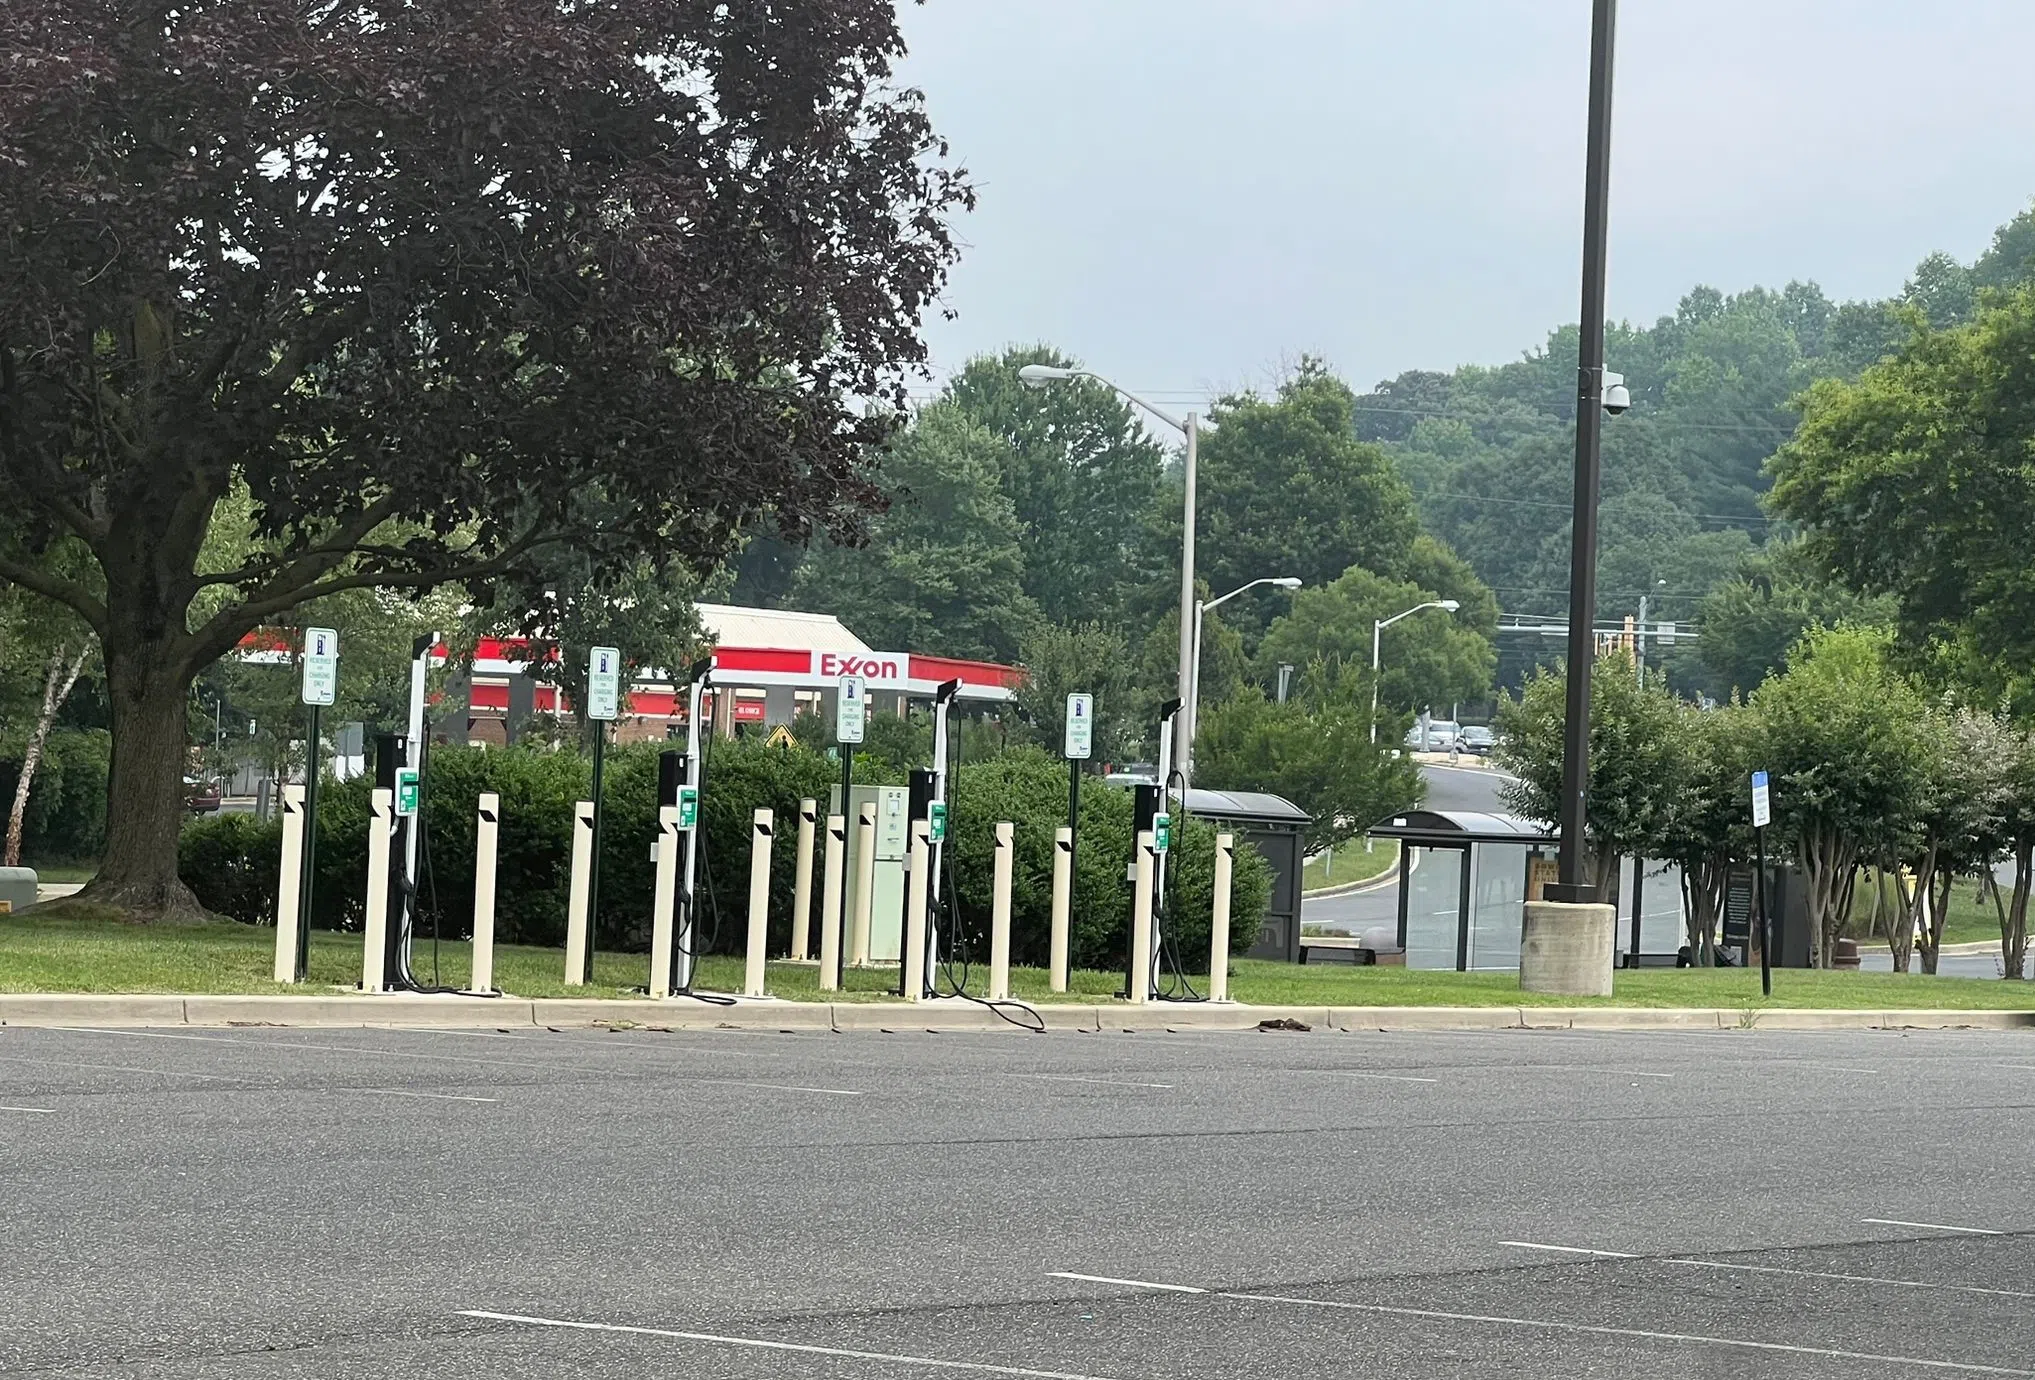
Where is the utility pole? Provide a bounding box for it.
[1548,0,1619,904]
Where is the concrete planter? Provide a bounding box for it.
[1520,900,1616,996]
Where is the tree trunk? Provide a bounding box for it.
[81,648,206,921]
[4,641,90,867]
[2005,843,2033,981]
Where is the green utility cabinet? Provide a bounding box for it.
[831,784,910,963]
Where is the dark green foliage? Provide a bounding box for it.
[178,813,284,927]
[0,729,109,863]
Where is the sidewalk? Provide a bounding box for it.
[1,991,2029,1033]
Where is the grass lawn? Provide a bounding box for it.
[1844,870,2001,949]
[1302,839,1398,892]
[2,906,2029,1010]
[19,861,97,885]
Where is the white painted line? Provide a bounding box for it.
[1046,1272,1208,1294]
[365,1089,499,1104]
[1546,1065,1674,1079]
[1863,1218,2004,1236]
[1219,1292,2035,1376]
[1500,1241,1636,1259]
[1320,1071,1440,1085]
[459,1310,1124,1379]
[0,1054,240,1082]
[0,1104,56,1114]
[699,1079,863,1097]
[1009,1074,1177,1090]
[1784,1062,1880,1075]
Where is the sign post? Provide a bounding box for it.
[585,645,622,984]
[1751,768,1772,998]
[296,627,338,982]
[1064,693,1093,938]
[832,675,865,987]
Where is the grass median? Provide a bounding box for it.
[4,906,2031,1009]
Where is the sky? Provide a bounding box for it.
[896,0,2035,409]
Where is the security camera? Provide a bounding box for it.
[1602,370,1631,416]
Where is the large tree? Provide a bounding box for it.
[1253,562,1495,718]
[0,2,967,915]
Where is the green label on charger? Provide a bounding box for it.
[677,786,699,830]
[395,768,420,817]
[928,801,948,843]
[1152,813,1171,854]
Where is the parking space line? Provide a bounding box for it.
[0,1053,242,1082]
[459,1310,1124,1379]
[1501,1241,2035,1298]
[698,1079,863,1096]
[1217,1291,2035,1375]
[1318,1071,1440,1085]
[1047,1272,1207,1293]
[365,1090,500,1104]
[1863,1218,2004,1236]
[1008,1074,1177,1090]
[0,1104,56,1114]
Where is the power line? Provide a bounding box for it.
[1409,485,1776,528]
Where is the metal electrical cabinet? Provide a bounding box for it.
[831,783,910,963]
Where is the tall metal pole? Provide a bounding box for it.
[586,722,606,984]
[1551,0,1619,902]
[1369,619,1383,745]
[1173,414,1198,795]
[295,701,320,983]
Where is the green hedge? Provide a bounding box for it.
[178,740,1274,974]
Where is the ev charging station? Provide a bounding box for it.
[1125,696,1183,1001]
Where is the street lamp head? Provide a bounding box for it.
[1272,577,1303,589]
[1440,599,1461,612]
[1018,363,1081,390]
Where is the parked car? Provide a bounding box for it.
[1402,720,1462,753]
[183,776,223,814]
[1458,725,1496,756]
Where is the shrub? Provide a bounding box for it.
[179,812,283,923]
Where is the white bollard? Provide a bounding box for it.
[564,799,594,986]
[362,787,394,993]
[903,819,930,1003]
[1209,831,1234,1003]
[648,802,680,998]
[790,797,816,961]
[744,808,774,998]
[1049,825,1072,993]
[989,821,1014,1001]
[471,793,501,994]
[273,783,306,984]
[1129,829,1154,1004]
[818,813,845,992]
[849,802,877,967]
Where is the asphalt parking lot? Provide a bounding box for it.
[3,1021,2032,1377]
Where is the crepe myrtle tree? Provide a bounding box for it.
[0,1,970,917]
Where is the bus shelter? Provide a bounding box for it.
[1369,810,1557,972]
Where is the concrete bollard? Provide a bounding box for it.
[564,799,594,986]
[1049,826,1072,993]
[744,808,774,998]
[903,819,930,1003]
[648,802,680,998]
[1520,900,1617,996]
[273,784,306,984]
[790,798,817,961]
[1129,829,1154,1004]
[849,802,877,967]
[818,813,845,992]
[361,787,394,993]
[471,793,501,994]
[1209,831,1234,1002]
[989,821,1014,1001]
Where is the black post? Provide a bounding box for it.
[1755,826,1772,997]
[1067,757,1081,931]
[837,744,853,989]
[587,724,607,985]
[295,701,321,982]
[1629,857,1644,966]
[1550,0,1619,902]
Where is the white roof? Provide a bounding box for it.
[696,602,871,654]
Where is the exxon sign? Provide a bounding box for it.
[811,651,908,686]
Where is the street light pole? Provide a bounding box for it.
[1369,600,1461,745]
[1550,0,1619,903]
[1174,414,1198,797]
[1189,576,1302,766]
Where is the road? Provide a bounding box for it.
[3,1022,2032,1377]
[1303,761,1511,936]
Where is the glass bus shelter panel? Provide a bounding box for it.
[1466,842,1530,970]
[1403,845,1463,970]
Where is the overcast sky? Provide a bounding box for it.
[897,0,2035,408]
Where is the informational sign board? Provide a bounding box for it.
[677,786,699,831]
[1751,770,1772,829]
[588,646,622,721]
[395,767,420,817]
[301,627,338,707]
[928,800,948,844]
[836,675,866,744]
[1152,812,1172,854]
[1064,693,1094,760]
[1656,620,1678,646]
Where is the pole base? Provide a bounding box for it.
[1520,901,1616,997]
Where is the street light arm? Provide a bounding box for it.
[1060,370,1190,435]
[1375,599,1458,633]
[1202,575,1302,614]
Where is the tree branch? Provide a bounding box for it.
[0,551,108,632]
